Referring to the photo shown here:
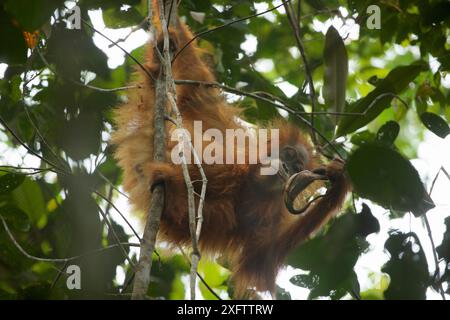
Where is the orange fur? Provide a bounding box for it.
[111,15,350,298]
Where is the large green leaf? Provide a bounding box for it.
[382,232,429,300]
[103,6,144,29]
[0,205,31,232]
[375,120,400,146]
[437,217,450,292]
[347,144,434,216]
[11,178,47,224]
[0,6,27,64]
[350,130,376,146]
[0,173,25,194]
[287,206,378,299]
[420,112,450,138]
[4,0,61,31]
[323,26,348,125]
[46,23,110,80]
[337,62,426,136]
[198,259,230,300]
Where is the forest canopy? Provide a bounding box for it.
[0,0,450,300]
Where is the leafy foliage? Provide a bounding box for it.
[346,144,434,217]
[0,0,449,300]
[323,26,348,125]
[382,232,429,300]
[288,204,379,299]
[437,217,450,294]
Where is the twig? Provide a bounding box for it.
[94,190,141,241]
[96,170,130,200]
[0,166,53,175]
[0,213,139,263]
[22,50,67,170]
[36,43,139,93]
[131,0,170,300]
[77,82,140,92]
[76,15,156,82]
[0,116,67,175]
[283,1,318,145]
[175,79,366,116]
[424,166,449,300]
[0,165,54,171]
[178,246,221,300]
[166,0,177,29]
[51,261,69,288]
[296,0,301,26]
[23,69,45,87]
[174,79,344,158]
[423,215,445,299]
[122,273,135,293]
[441,167,450,182]
[96,205,136,269]
[159,0,208,300]
[172,0,292,62]
[107,20,148,48]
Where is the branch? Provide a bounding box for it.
[131,0,173,300]
[107,19,148,48]
[0,213,139,263]
[174,79,366,116]
[158,0,208,300]
[0,116,68,175]
[36,44,139,93]
[96,204,136,269]
[79,16,156,82]
[22,50,69,171]
[94,190,140,241]
[174,79,344,158]
[178,246,221,300]
[172,0,291,62]
[96,171,130,199]
[77,83,140,92]
[424,166,449,300]
[0,166,53,175]
[283,2,318,145]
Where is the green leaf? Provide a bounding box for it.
[11,178,47,224]
[350,130,376,146]
[382,232,429,300]
[323,26,348,125]
[46,23,110,80]
[436,217,450,291]
[415,83,446,115]
[198,260,230,300]
[357,203,380,237]
[4,0,60,31]
[0,173,25,194]
[0,6,27,64]
[148,255,189,299]
[0,205,31,232]
[337,62,426,136]
[275,286,291,300]
[287,210,371,299]
[420,112,450,138]
[437,217,450,262]
[375,121,400,146]
[290,274,317,289]
[55,109,103,160]
[18,282,51,299]
[103,6,144,28]
[347,144,434,216]
[9,75,22,103]
[169,273,186,300]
